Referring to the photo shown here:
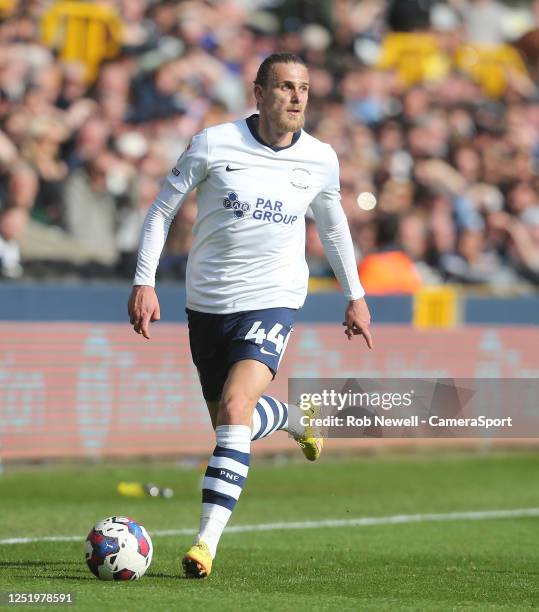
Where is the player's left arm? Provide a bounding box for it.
[309,148,373,348]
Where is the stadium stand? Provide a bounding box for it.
[0,0,538,292]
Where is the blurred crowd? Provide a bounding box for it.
[1,0,539,293]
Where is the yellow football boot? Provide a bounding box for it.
[294,402,324,461]
[182,541,213,579]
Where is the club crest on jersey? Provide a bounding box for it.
[223,191,250,218]
[291,167,311,190]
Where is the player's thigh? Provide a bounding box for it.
[218,359,274,425]
[222,359,274,401]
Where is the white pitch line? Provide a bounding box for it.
[1,508,538,546]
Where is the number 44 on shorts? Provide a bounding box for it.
[245,321,285,353]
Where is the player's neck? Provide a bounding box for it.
[255,115,294,148]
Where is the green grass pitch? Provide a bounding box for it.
[0,451,538,611]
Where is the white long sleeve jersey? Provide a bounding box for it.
[134,115,364,314]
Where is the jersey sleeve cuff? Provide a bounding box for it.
[346,287,366,301]
[133,277,156,287]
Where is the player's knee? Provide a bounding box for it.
[219,393,252,423]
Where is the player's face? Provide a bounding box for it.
[256,63,309,133]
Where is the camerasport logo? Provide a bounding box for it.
[222,192,250,218]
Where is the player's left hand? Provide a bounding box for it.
[342,297,373,348]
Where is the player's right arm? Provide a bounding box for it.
[128,130,209,339]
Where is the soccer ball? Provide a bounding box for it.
[85,516,153,581]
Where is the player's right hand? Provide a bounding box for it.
[128,285,160,340]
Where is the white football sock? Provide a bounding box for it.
[197,424,251,558]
